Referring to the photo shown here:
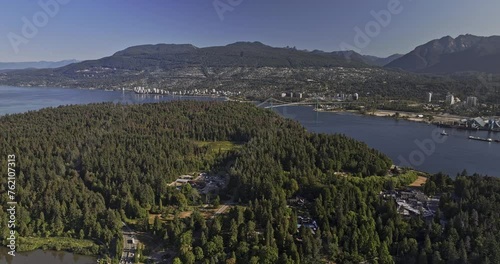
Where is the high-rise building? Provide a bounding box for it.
[445,94,455,105]
[466,96,478,107]
[427,92,433,103]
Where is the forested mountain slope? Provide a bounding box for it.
[386,35,500,73]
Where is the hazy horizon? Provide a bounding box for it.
[1,0,499,62]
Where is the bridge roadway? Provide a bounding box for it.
[257,97,361,109]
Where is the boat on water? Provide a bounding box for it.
[468,136,493,142]
[440,130,448,136]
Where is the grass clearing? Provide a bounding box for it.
[194,141,243,154]
[409,176,428,187]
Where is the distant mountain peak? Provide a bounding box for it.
[227,41,268,47]
[359,53,404,67]
[386,34,500,73]
[0,59,78,70]
[113,44,199,56]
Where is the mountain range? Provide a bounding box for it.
[0,43,400,74]
[1,34,499,75]
[0,37,497,102]
[386,34,500,73]
[57,41,370,72]
[0,42,426,99]
[0,60,78,71]
[310,50,402,67]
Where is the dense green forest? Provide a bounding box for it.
[0,101,499,263]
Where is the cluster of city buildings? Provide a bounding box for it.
[281,92,303,99]
[334,92,359,101]
[427,92,479,108]
[279,92,359,101]
[133,86,241,97]
[381,189,439,219]
[444,93,479,107]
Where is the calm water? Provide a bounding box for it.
[0,86,224,116]
[272,106,499,177]
[0,248,95,264]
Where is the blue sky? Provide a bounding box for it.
[1,0,499,62]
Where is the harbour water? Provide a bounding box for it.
[1,86,498,177]
[0,86,224,116]
[271,106,499,177]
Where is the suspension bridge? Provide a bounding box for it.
[256,97,361,109]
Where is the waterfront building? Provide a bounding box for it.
[489,119,500,130]
[468,117,487,128]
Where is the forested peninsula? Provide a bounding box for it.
[1,101,498,263]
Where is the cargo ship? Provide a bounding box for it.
[468,136,493,142]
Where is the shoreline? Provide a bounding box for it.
[316,108,500,133]
[0,85,231,100]
[316,108,460,124]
